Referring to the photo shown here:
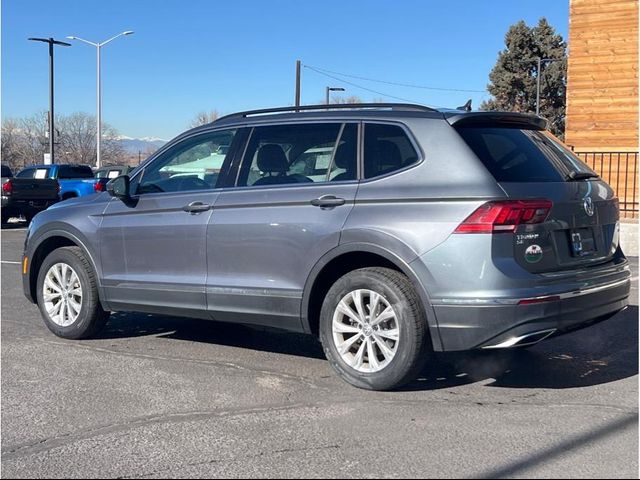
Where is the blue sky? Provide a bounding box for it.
[2,0,568,140]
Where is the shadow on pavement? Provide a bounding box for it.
[95,305,638,391]
[405,305,638,391]
[97,312,326,359]
[469,414,638,479]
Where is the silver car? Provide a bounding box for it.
[22,104,631,390]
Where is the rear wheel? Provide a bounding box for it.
[319,267,430,390]
[36,246,109,339]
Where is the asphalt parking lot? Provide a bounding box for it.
[1,224,638,479]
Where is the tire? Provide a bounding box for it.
[319,267,430,391]
[36,246,109,339]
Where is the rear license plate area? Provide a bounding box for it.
[569,228,596,257]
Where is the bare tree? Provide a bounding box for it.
[56,112,125,166]
[1,119,23,171]
[189,110,219,128]
[331,95,363,104]
[1,112,126,170]
[14,112,48,168]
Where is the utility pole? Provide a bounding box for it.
[28,37,71,165]
[295,60,301,109]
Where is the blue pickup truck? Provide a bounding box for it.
[15,164,105,200]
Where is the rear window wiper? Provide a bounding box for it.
[566,171,599,181]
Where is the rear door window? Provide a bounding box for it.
[236,123,357,187]
[363,123,419,179]
[455,127,596,182]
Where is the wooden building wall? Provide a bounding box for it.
[565,0,639,152]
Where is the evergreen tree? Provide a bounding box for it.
[481,18,567,137]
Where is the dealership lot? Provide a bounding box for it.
[1,226,638,478]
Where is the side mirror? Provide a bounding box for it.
[106,175,131,200]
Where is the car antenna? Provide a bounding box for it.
[457,99,472,112]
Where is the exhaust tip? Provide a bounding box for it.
[482,329,557,349]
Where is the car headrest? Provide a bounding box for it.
[334,142,356,170]
[257,144,288,173]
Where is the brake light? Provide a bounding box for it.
[454,200,552,234]
[2,180,12,195]
[94,181,105,193]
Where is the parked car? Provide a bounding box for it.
[2,165,59,224]
[93,165,132,179]
[16,164,105,200]
[21,103,631,390]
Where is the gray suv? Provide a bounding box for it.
[22,104,631,390]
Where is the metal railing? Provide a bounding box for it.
[575,151,639,219]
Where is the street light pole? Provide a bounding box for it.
[67,31,134,168]
[535,57,561,116]
[28,37,71,165]
[536,57,541,116]
[97,44,101,170]
[325,86,345,105]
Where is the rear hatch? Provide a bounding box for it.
[8,178,60,202]
[451,113,620,273]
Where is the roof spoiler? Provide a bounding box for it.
[444,111,547,130]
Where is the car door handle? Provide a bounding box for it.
[182,201,211,214]
[311,195,346,208]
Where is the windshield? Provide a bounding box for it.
[456,126,597,182]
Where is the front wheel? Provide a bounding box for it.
[36,246,109,339]
[319,267,430,391]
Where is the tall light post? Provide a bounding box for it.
[66,31,134,168]
[326,86,345,105]
[28,37,71,165]
[536,57,561,116]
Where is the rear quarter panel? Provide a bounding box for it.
[341,118,506,260]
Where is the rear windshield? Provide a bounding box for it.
[58,165,94,179]
[456,127,596,182]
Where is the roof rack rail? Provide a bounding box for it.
[216,103,437,123]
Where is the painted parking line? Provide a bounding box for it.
[1,261,21,265]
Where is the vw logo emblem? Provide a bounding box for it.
[583,197,595,216]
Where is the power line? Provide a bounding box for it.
[303,65,438,106]
[304,64,486,93]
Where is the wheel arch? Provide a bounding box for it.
[301,242,444,351]
[26,228,104,306]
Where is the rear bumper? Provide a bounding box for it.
[432,277,631,351]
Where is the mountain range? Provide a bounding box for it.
[117,136,168,154]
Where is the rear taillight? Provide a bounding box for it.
[94,181,105,193]
[2,180,12,195]
[518,295,560,305]
[454,199,552,234]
